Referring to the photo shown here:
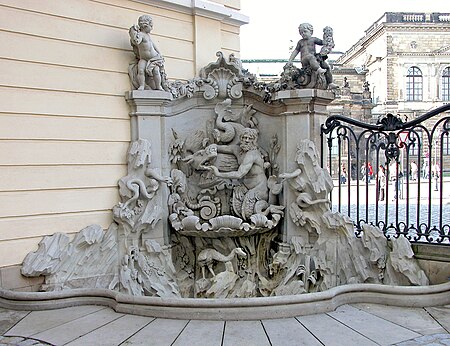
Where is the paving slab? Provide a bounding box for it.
[223,320,270,346]
[64,314,151,346]
[425,306,450,333]
[262,318,322,346]
[29,307,124,345]
[123,318,187,346]
[297,312,379,346]
[353,303,447,335]
[329,305,421,345]
[0,308,29,335]
[172,320,224,346]
[4,305,104,337]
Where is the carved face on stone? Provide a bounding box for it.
[205,144,218,157]
[323,26,333,36]
[240,128,258,152]
[138,15,153,33]
[298,23,313,39]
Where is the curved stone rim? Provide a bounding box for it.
[1,282,449,320]
[175,225,275,238]
[175,213,280,238]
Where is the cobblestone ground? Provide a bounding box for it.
[331,178,450,244]
[394,333,450,346]
[332,203,450,244]
[0,335,51,345]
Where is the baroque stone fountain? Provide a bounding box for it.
[17,16,441,319]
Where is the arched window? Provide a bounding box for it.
[442,67,450,101]
[406,66,422,101]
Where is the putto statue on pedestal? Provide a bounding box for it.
[283,23,337,90]
[128,15,168,91]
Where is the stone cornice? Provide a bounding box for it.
[384,24,450,34]
[332,68,368,75]
[131,0,249,26]
[393,52,450,57]
[336,28,386,64]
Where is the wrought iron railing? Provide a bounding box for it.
[321,104,450,245]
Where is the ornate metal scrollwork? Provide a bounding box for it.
[376,113,405,131]
[321,103,450,245]
[384,132,401,163]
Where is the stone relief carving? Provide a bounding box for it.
[111,240,180,297]
[111,139,179,297]
[22,225,119,291]
[198,247,247,279]
[128,15,168,91]
[23,139,181,298]
[167,98,284,238]
[21,46,429,300]
[113,139,171,236]
[272,139,429,292]
[165,52,256,100]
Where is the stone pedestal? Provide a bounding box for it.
[273,89,335,244]
[125,90,173,245]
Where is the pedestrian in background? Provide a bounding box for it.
[341,166,347,184]
[378,165,386,201]
[367,162,373,183]
[410,160,418,181]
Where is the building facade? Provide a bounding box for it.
[336,12,450,118]
[335,12,450,175]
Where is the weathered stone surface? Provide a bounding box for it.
[21,225,118,291]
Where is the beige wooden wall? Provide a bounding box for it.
[0,0,243,268]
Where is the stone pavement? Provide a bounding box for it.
[0,304,449,346]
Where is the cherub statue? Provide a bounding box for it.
[286,23,336,89]
[128,15,167,91]
[288,23,326,75]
